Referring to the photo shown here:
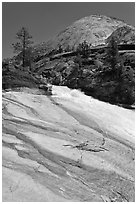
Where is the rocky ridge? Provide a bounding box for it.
[34,15,134,56]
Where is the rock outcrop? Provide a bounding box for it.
[106,25,135,45]
[2,86,135,201]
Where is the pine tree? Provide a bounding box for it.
[77,40,91,57]
[12,27,33,67]
[106,36,119,71]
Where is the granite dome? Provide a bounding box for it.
[35,14,134,54]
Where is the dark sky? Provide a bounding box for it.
[2,2,135,59]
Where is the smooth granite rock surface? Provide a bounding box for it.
[2,86,135,202]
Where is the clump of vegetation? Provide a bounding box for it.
[76,40,91,57]
[2,69,40,90]
[79,37,135,105]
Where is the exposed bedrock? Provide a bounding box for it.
[2,86,135,202]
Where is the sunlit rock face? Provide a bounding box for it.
[106,25,135,45]
[2,87,135,202]
[34,14,134,54]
